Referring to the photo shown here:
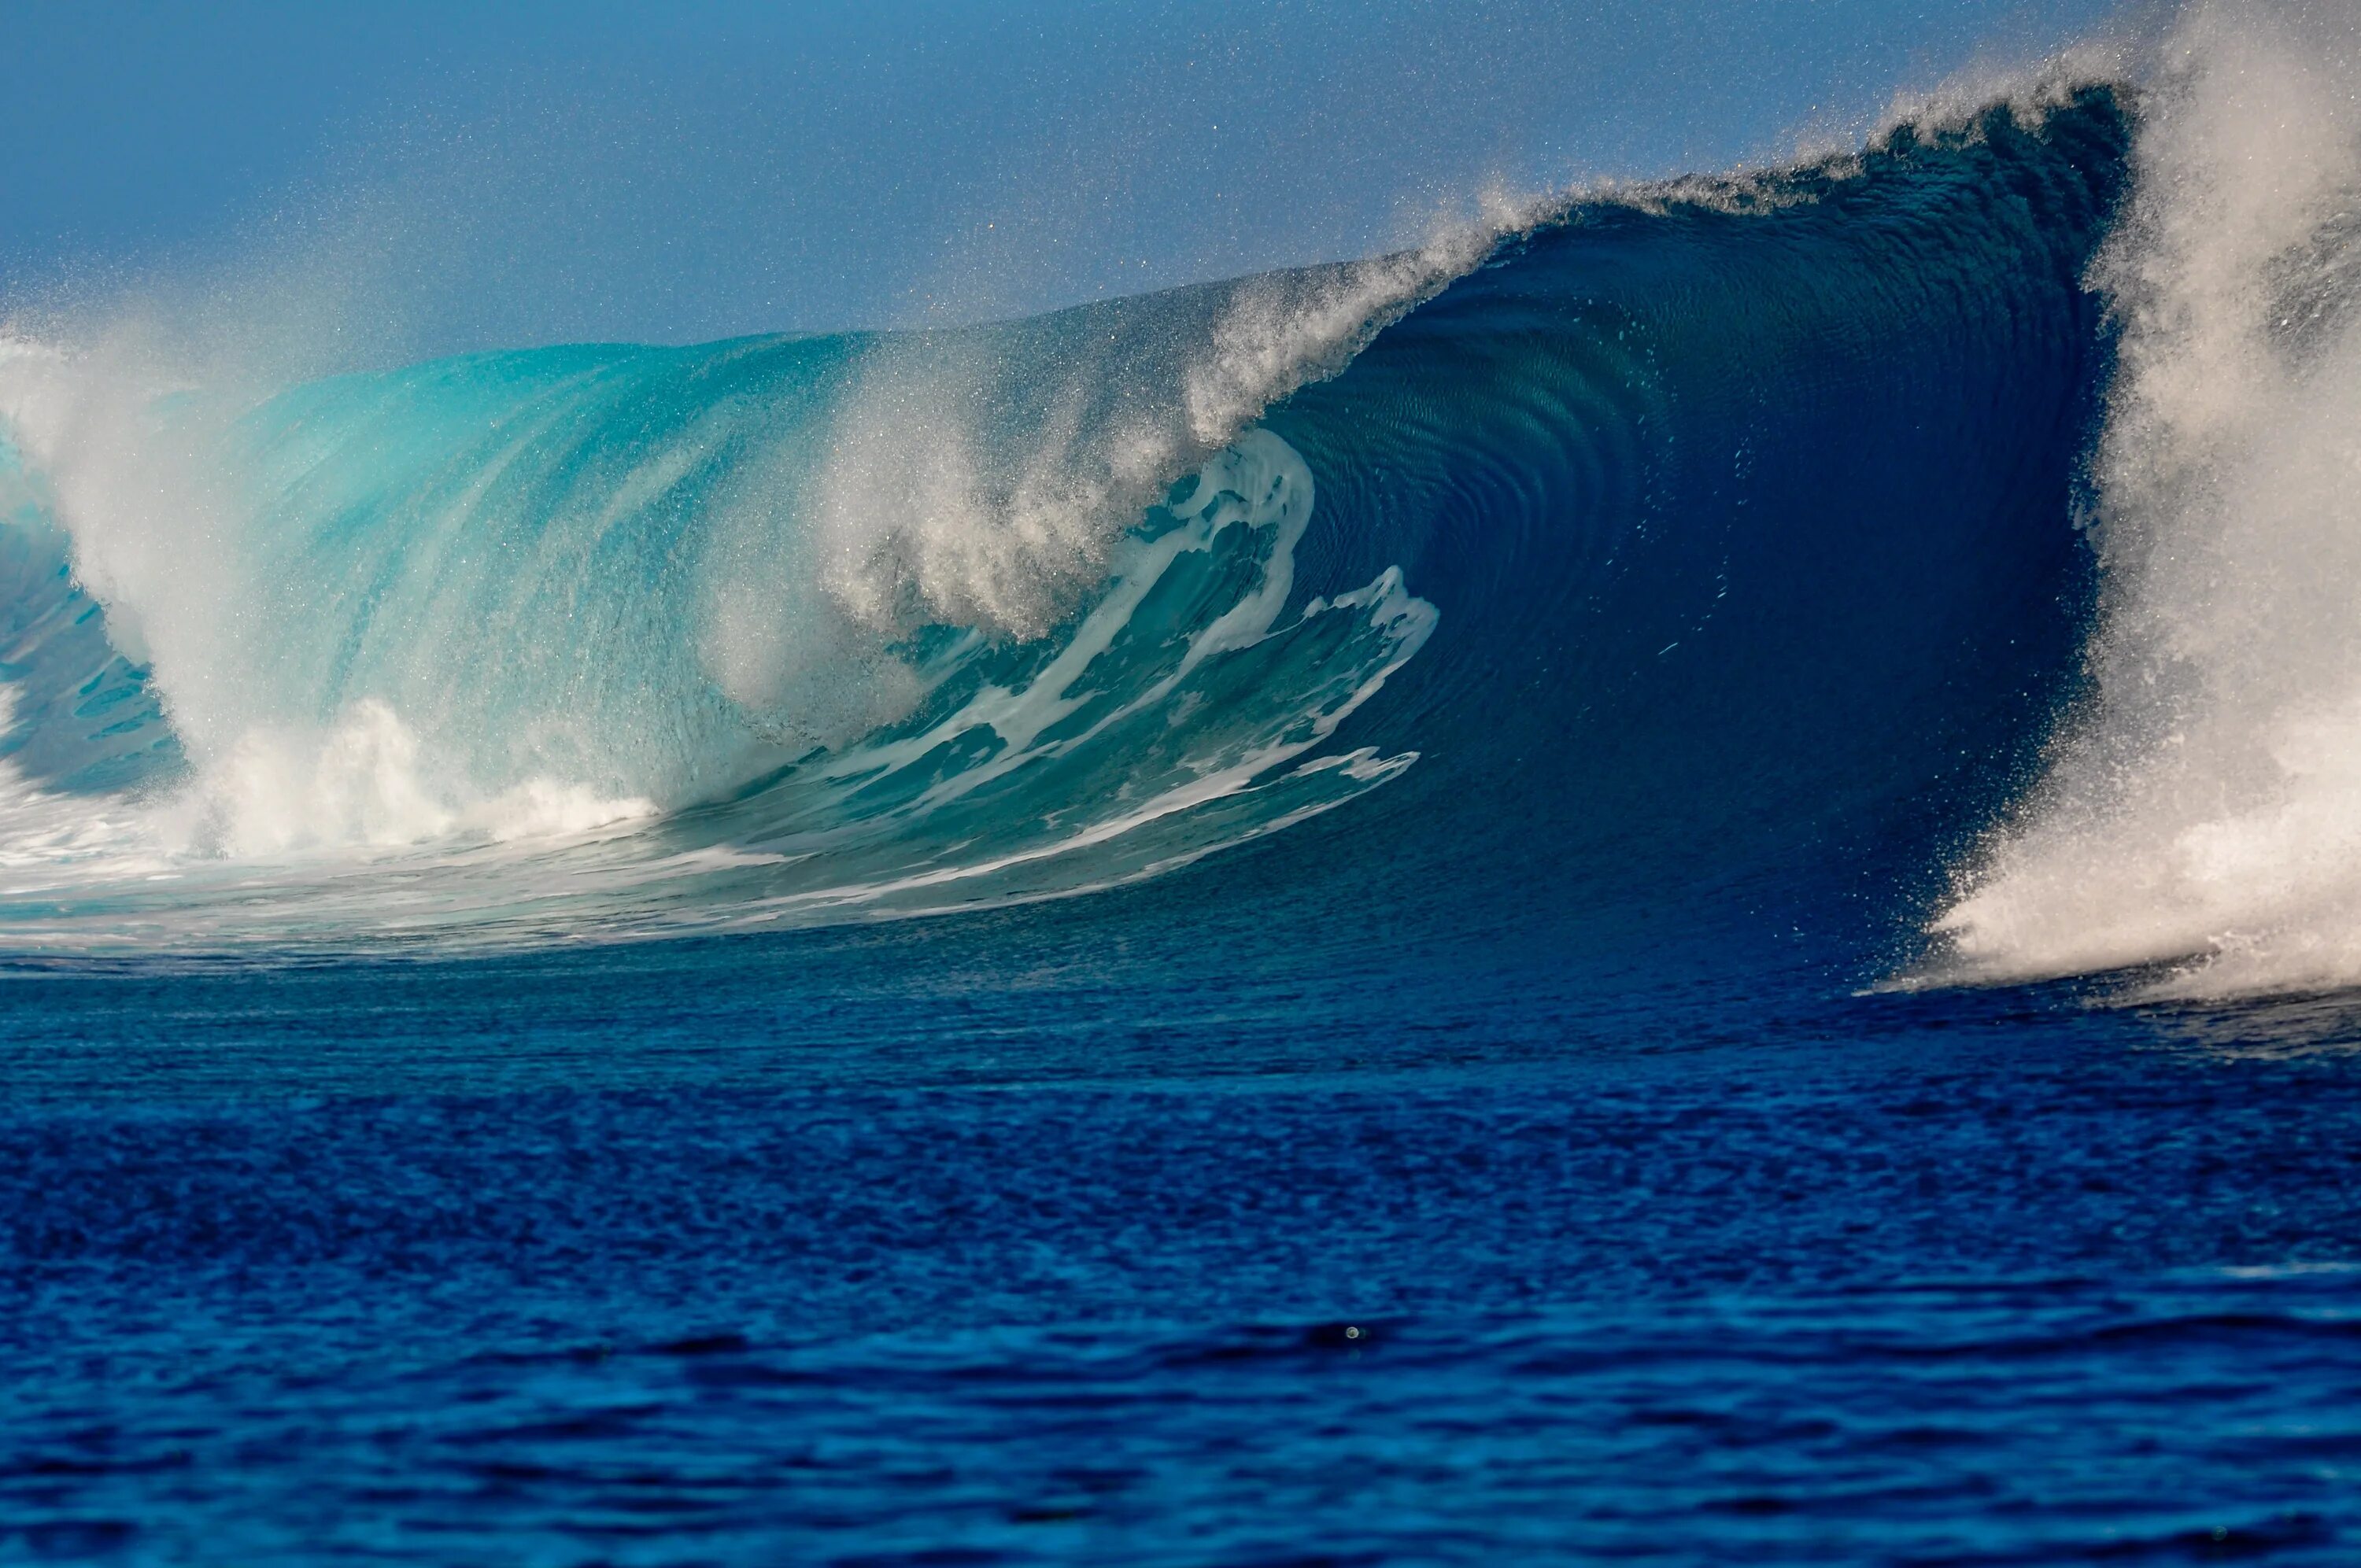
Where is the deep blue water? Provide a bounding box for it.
[10,921,2361,1563]
[7,86,2361,1564]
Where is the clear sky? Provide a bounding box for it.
[2,1,2134,352]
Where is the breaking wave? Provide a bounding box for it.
[3,1,2356,1002]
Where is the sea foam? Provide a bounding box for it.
[1932,0,2361,998]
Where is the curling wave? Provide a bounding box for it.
[3,3,2355,999]
[0,76,2124,958]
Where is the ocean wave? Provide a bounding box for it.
[4,9,2342,986]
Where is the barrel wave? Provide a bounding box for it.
[0,86,2141,968]
[87,46,2361,1019]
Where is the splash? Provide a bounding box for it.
[1931,0,2361,999]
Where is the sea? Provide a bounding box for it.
[6,6,2361,1563]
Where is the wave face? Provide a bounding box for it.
[0,86,2135,968]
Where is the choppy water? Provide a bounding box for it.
[9,926,2361,1563]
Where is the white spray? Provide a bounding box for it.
[1933,0,2361,998]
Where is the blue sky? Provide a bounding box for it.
[2,1,2131,350]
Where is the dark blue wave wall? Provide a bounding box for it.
[1232,90,2129,1001]
[0,91,2130,1014]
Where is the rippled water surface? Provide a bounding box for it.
[7,908,2361,1564]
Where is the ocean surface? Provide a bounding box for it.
[8,9,2361,1562]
